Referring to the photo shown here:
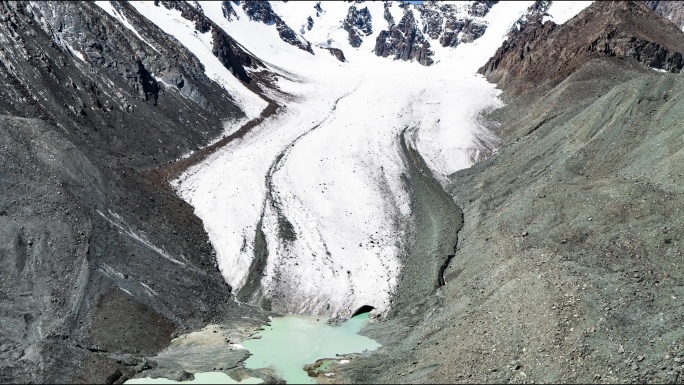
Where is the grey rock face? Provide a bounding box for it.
[326,47,347,62]
[0,1,271,383]
[383,2,395,28]
[645,0,684,30]
[417,1,493,48]
[343,5,372,48]
[240,0,313,53]
[221,0,238,22]
[374,9,433,66]
[374,1,495,65]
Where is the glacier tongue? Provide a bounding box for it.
[167,0,590,317]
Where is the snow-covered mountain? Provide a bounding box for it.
[94,0,592,317]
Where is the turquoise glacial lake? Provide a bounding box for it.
[242,312,380,384]
[125,312,379,384]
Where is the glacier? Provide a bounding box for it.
[116,0,592,317]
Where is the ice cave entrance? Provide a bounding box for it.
[242,310,380,384]
[351,305,375,317]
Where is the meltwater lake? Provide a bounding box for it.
[126,312,380,384]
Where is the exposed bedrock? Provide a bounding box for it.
[479,1,684,95]
[645,0,684,30]
[374,9,433,66]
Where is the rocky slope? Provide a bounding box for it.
[344,1,684,383]
[646,0,684,30]
[479,1,684,95]
[0,1,270,383]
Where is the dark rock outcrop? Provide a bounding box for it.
[240,0,313,53]
[383,2,395,28]
[469,0,498,18]
[326,47,347,62]
[479,1,684,95]
[343,5,372,48]
[505,0,551,39]
[376,0,495,63]
[210,25,261,83]
[415,1,493,48]
[221,0,238,22]
[418,5,443,40]
[374,1,497,65]
[439,17,487,47]
[374,9,433,66]
[645,0,684,30]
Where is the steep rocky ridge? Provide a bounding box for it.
[239,0,313,54]
[374,8,434,66]
[374,0,496,65]
[345,2,684,383]
[479,1,684,95]
[420,0,494,47]
[343,4,372,48]
[0,1,270,383]
[646,0,684,30]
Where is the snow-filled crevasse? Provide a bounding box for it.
[160,1,592,318]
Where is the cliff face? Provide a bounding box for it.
[343,5,372,48]
[156,0,263,83]
[374,0,496,65]
[479,1,684,95]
